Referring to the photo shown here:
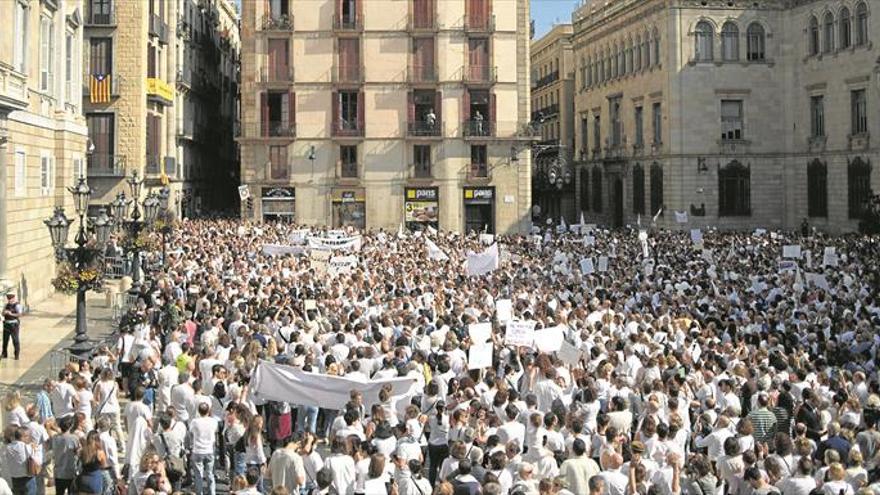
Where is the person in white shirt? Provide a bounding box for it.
[599,452,628,495]
[498,404,526,448]
[170,374,195,424]
[324,438,356,495]
[268,436,306,494]
[188,402,219,495]
[50,370,77,420]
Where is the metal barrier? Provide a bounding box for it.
[104,255,127,279]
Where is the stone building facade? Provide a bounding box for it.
[530,24,577,225]
[571,0,879,232]
[238,0,533,234]
[0,0,87,302]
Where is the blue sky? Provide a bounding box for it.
[531,0,581,39]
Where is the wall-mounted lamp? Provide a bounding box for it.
[307,145,316,161]
[509,146,519,163]
[697,157,708,173]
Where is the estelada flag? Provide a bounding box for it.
[90,74,111,104]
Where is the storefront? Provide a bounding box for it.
[404,187,439,231]
[261,187,296,222]
[332,187,366,229]
[463,186,495,234]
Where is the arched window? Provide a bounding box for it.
[747,23,766,61]
[612,45,619,78]
[718,160,751,216]
[848,157,871,219]
[650,162,663,215]
[695,21,714,61]
[580,167,590,212]
[855,2,868,46]
[840,7,852,48]
[634,35,642,71]
[632,163,645,214]
[809,16,820,55]
[617,45,625,76]
[593,58,598,85]
[652,28,661,65]
[721,22,739,61]
[584,57,591,88]
[823,12,835,53]
[807,159,828,218]
[592,167,603,213]
[643,31,651,67]
[626,39,633,74]
[604,51,611,81]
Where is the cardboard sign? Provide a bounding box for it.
[783,245,802,259]
[823,247,838,267]
[479,233,495,246]
[534,325,565,353]
[504,320,536,347]
[778,260,798,272]
[675,211,688,224]
[238,185,250,201]
[580,257,594,275]
[495,299,512,323]
[558,340,582,367]
[690,229,703,244]
[468,322,492,344]
[598,256,609,273]
[468,343,493,370]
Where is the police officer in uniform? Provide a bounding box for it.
[2,292,23,360]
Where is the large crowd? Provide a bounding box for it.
[2,219,880,495]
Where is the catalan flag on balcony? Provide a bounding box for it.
[89,74,111,103]
[160,167,170,186]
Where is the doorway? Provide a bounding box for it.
[613,177,624,228]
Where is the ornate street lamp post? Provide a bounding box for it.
[44,177,113,357]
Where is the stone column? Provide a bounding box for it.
[0,112,8,279]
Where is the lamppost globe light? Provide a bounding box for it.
[44,207,72,252]
[143,193,161,223]
[68,176,93,217]
[109,191,130,224]
[127,169,143,200]
[92,208,114,246]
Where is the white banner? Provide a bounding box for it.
[534,325,565,353]
[504,320,536,347]
[675,211,689,224]
[580,257,594,275]
[261,244,307,257]
[287,229,311,245]
[425,237,449,261]
[466,243,499,277]
[308,235,363,252]
[823,247,838,267]
[690,229,703,244]
[598,256,609,272]
[329,255,358,275]
[251,362,415,410]
[783,245,802,259]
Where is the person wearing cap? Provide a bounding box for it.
[2,292,23,360]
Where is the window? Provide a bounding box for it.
[579,116,589,156]
[414,145,431,178]
[40,154,54,196]
[268,38,291,81]
[411,0,433,29]
[747,23,765,61]
[695,21,713,61]
[40,16,55,92]
[89,0,113,24]
[851,89,867,135]
[580,168,590,212]
[269,145,288,180]
[261,91,294,136]
[90,38,113,75]
[823,12,835,53]
[855,2,868,46]
[611,45,618,78]
[642,32,650,67]
[72,155,84,183]
[653,28,660,65]
[147,44,157,78]
[592,114,601,151]
[652,102,662,144]
[87,113,115,173]
[592,167,603,212]
[269,0,290,18]
[840,8,852,49]
[340,145,358,178]
[650,162,663,215]
[14,150,26,197]
[470,145,487,177]
[848,157,871,219]
[632,163,645,215]
[718,160,750,216]
[634,106,644,148]
[810,95,825,138]
[721,22,739,61]
[65,32,73,102]
[721,100,744,141]
[809,16,820,55]
[617,45,624,77]
[609,97,622,146]
[339,91,359,131]
[14,1,28,73]
[807,159,828,217]
[626,40,633,74]
[634,36,642,71]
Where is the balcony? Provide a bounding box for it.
[0,63,29,111]
[462,120,495,139]
[233,121,296,139]
[86,154,126,177]
[145,154,162,176]
[82,73,123,102]
[333,120,364,138]
[333,65,363,84]
[463,65,497,85]
[177,120,195,140]
[408,120,442,138]
[146,78,174,105]
[333,16,363,31]
[408,65,438,84]
[86,7,116,26]
[531,103,559,122]
[149,14,169,44]
[260,14,294,31]
[464,13,495,32]
[176,67,193,89]
[534,71,559,89]
[468,163,490,181]
[259,66,294,85]
[408,14,438,31]
[411,164,433,179]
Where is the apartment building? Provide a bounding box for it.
[175,0,240,215]
[530,24,576,225]
[238,0,533,234]
[0,0,87,302]
[571,0,878,232]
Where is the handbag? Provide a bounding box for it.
[27,445,40,477]
[158,433,186,481]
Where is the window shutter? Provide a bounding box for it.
[462,90,470,121]
[489,93,496,124]
[260,92,269,136]
[435,90,442,126]
[289,91,296,128]
[280,92,289,130]
[407,91,415,124]
[357,90,365,133]
[485,0,492,25]
[336,0,343,24]
[331,91,339,134]
[356,0,363,25]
